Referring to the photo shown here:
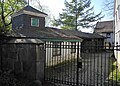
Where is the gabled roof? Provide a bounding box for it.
[11,5,48,18]
[94,20,113,33]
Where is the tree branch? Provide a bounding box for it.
[5,11,13,18]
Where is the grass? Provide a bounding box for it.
[109,62,120,82]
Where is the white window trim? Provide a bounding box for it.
[31,18,39,27]
[52,42,61,56]
[118,5,120,19]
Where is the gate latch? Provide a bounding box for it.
[77,61,82,68]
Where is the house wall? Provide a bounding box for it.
[114,0,120,70]
[12,14,45,29]
[106,33,114,44]
[12,15,24,29]
[81,38,104,52]
[97,32,114,45]
[45,42,81,66]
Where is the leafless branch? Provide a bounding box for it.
[102,0,114,17]
[36,0,43,11]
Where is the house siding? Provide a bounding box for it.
[45,42,81,66]
[12,14,45,30]
[81,38,104,53]
[94,21,114,46]
[12,15,24,29]
[114,0,120,70]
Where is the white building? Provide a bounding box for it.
[114,0,120,70]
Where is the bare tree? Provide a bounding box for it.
[103,0,114,18]
[32,0,53,27]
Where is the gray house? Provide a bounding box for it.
[47,27,105,52]
[12,5,47,30]
[10,5,105,64]
[9,5,83,81]
[1,5,105,83]
[94,20,114,46]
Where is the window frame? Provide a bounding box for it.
[31,18,39,27]
[52,42,61,56]
[106,33,111,38]
[71,42,76,53]
[118,5,120,19]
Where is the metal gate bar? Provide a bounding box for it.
[45,41,80,85]
[45,42,119,86]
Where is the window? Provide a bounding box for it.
[106,33,111,38]
[31,18,39,27]
[118,5,120,19]
[116,11,117,22]
[71,42,76,53]
[52,42,61,56]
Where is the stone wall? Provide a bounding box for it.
[0,43,45,81]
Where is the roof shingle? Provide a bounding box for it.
[11,5,47,18]
[10,27,81,41]
[9,27,104,41]
[95,20,113,33]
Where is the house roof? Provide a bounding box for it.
[11,5,48,18]
[8,38,43,44]
[94,20,113,33]
[8,27,104,42]
[9,27,82,42]
[46,27,105,39]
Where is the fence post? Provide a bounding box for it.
[76,42,79,86]
[35,43,45,82]
[0,37,3,71]
[0,39,1,71]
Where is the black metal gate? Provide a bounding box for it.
[45,42,119,86]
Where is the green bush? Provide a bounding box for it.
[109,62,120,82]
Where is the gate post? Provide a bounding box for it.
[76,42,80,86]
[0,36,4,71]
[35,44,45,82]
[0,38,2,71]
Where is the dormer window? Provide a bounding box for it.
[31,18,39,27]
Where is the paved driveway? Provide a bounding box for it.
[45,51,113,86]
[79,52,113,86]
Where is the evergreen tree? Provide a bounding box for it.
[52,0,104,30]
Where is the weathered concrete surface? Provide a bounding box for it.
[36,45,45,81]
[1,43,45,82]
